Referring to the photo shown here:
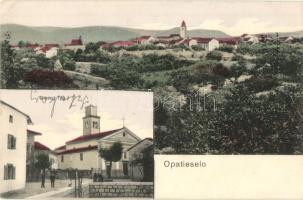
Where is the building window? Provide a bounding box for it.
[85,121,89,128]
[4,164,15,180]
[123,132,126,137]
[61,155,64,162]
[9,115,13,123]
[123,152,127,159]
[80,153,83,161]
[7,134,16,149]
[93,121,98,128]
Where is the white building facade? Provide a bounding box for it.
[189,38,219,51]
[0,101,32,194]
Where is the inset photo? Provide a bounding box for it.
[0,90,153,199]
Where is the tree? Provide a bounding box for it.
[85,42,100,53]
[35,154,51,171]
[63,60,76,71]
[18,40,27,48]
[35,54,54,69]
[35,154,51,187]
[218,45,234,53]
[229,62,247,82]
[1,40,23,88]
[99,142,123,178]
[206,50,222,61]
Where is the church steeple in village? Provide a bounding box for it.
[82,105,100,135]
[180,20,187,39]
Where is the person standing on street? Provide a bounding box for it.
[41,169,45,188]
[50,169,56,188]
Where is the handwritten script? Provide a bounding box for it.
[30,90,89,117]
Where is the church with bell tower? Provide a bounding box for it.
[54,105,144,178]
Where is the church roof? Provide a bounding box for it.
[34,141,51,151]
[56,145,98,155]
[66,128,123,144]
[54,145,66,151]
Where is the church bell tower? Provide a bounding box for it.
[83,105,100,135]
[180,20,187,39]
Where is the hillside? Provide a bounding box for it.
[0,24,229,44]
[257,30,303,38]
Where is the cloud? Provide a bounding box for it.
[136,22,173,30]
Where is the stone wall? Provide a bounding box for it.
[89,182,153,198]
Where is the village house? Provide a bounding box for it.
[128,138,153,181]
[217,37,241,48]
[100,40,136,49]
[36,44,60,58]
[64,36,85,51]
[0,100,33,194]
[279,36,296,43]
[134,36,157,45]
[54,105,145,178]
[241,34,259,44]
[189,37,220,51]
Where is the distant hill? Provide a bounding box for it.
[0,24,229,45]
[256,30,303,38]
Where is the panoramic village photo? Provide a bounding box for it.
[0,0,303,157]
[0,90,154,198]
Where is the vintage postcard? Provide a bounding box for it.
[0,0,303,199]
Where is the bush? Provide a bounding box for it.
[24,69,73,88]
[35,54,54,69]
[63,60,76,71]
[206,51,222,61]
[231,54,244,61]
[212,63,230,77]
[218,45,234,53]
[191,45,205,51]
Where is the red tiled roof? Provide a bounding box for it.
[192,37,214,44]
[34,141,51,151]
[112,41,136,47]
[45,44,59,48]
[65,37,83,46]
[40,46,51,53]
[56,145,98,155]
[181,20,186,28]
[216,37,240,45]
[70,39,82,45]
[26,44,40,49]
[66,128,123,144]
[27,129,42,136]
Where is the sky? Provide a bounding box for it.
[0,90,153,149]
[0,0,302,35]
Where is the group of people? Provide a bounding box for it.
[40,169,57,188]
